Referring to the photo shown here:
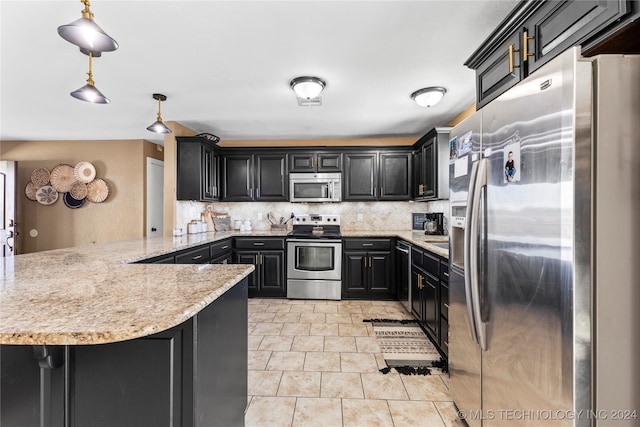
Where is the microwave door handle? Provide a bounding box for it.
[329,182,334,200]
[322,183,329,199]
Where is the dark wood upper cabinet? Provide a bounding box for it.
[379,152,412,201]
[412,128,450,201]
[222,154,253,201]
[466,0,633,108]
[255,153,288,201]
[288,152,342,173]
[344,150,411,201]
[222,152,288,201]
[344,153,378,200]
[176,136,220,202]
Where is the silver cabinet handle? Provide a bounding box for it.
[253,242,265,246]
[192,255,203,260]
[362,243,374,247]
[221,245,228,250]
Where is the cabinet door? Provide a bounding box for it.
[176,140,202,201]
[255,154,287,201]
[526,0,630,74]
[343,251,367,295]
[288,153,315,173]
[379,152,411,200]
[317,153,342,172]
[422,140,437,199]
[201,144,218,201]
[369,251,394,295]
[223,155,253,201]
[412,150,424,199]
[344,153,377,200]
[236,251,259,294]
[423,273,438,342]
[410,266,423,320]
[260,251,286,296]
[476,29,523,109]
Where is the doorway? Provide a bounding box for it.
[0,161,17,256]
[146,158,164,237]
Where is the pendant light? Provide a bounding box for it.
[146,94,172,134]
[70,52,110,104]
[57,0,119,56]
[411,87,447,107]
[290,76,326,99]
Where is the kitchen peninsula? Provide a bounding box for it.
[0,236,254,427]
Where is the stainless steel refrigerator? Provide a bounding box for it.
[448,47,640,426]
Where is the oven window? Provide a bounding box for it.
[296,246,334,271]
[292,182,328,199]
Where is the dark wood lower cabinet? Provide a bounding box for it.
[343,248,394,299]
[0,279,248,427]
[236,249,286,297]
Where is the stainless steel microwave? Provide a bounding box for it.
[289,173,342,203]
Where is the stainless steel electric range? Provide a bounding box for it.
[286,214,342,300]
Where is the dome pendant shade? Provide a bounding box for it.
[70,84,110,104]
[57,0,118,54]
[147,93,172,134]
[290,76,326,99]
[411,87,447,107]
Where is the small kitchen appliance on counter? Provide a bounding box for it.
[286,214,342,300]
[423,212,444,235]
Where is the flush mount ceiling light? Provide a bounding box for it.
[146,93,172,134]
[411,87,447,107]
[70,52,110,104]
[57,0,119,56]
[290,76,326,99]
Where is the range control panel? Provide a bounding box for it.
[293,214,341,226]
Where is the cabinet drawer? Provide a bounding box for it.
[411,247,424,269]
[343,238,392,251]
[423,252,439,277]
[440,261,449,283]
[210,238,232,258]
[235,237,284,250]
[175,245,210,264]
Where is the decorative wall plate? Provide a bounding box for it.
[69,181,88,200]
[74,162,96,183]
[86,179,109,203]
[35,185,58,205]
[31,167,50,187]
[50,164,75,193]
[63,192,85,209]
[25,182,38,201]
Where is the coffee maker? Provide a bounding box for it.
[424,212,445,235]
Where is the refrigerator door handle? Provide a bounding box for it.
[470,158,488,351]
[464,160,480,345]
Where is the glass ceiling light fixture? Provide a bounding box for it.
[57,0,119,56]
[147,93,172,134]
[70,52,110,104]
[290,76,326,99]
[411,87,447,107]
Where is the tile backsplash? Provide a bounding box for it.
[176,200,449,233]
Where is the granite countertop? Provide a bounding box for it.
[0,237,254,346]
[0,229,447,346]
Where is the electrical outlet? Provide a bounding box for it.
[357,213,363,221]
[257,212,263,220]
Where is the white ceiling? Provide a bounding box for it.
[0,0,518,144]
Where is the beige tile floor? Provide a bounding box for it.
[245,298,464,427]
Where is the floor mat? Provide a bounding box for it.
[369,320,442,368]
